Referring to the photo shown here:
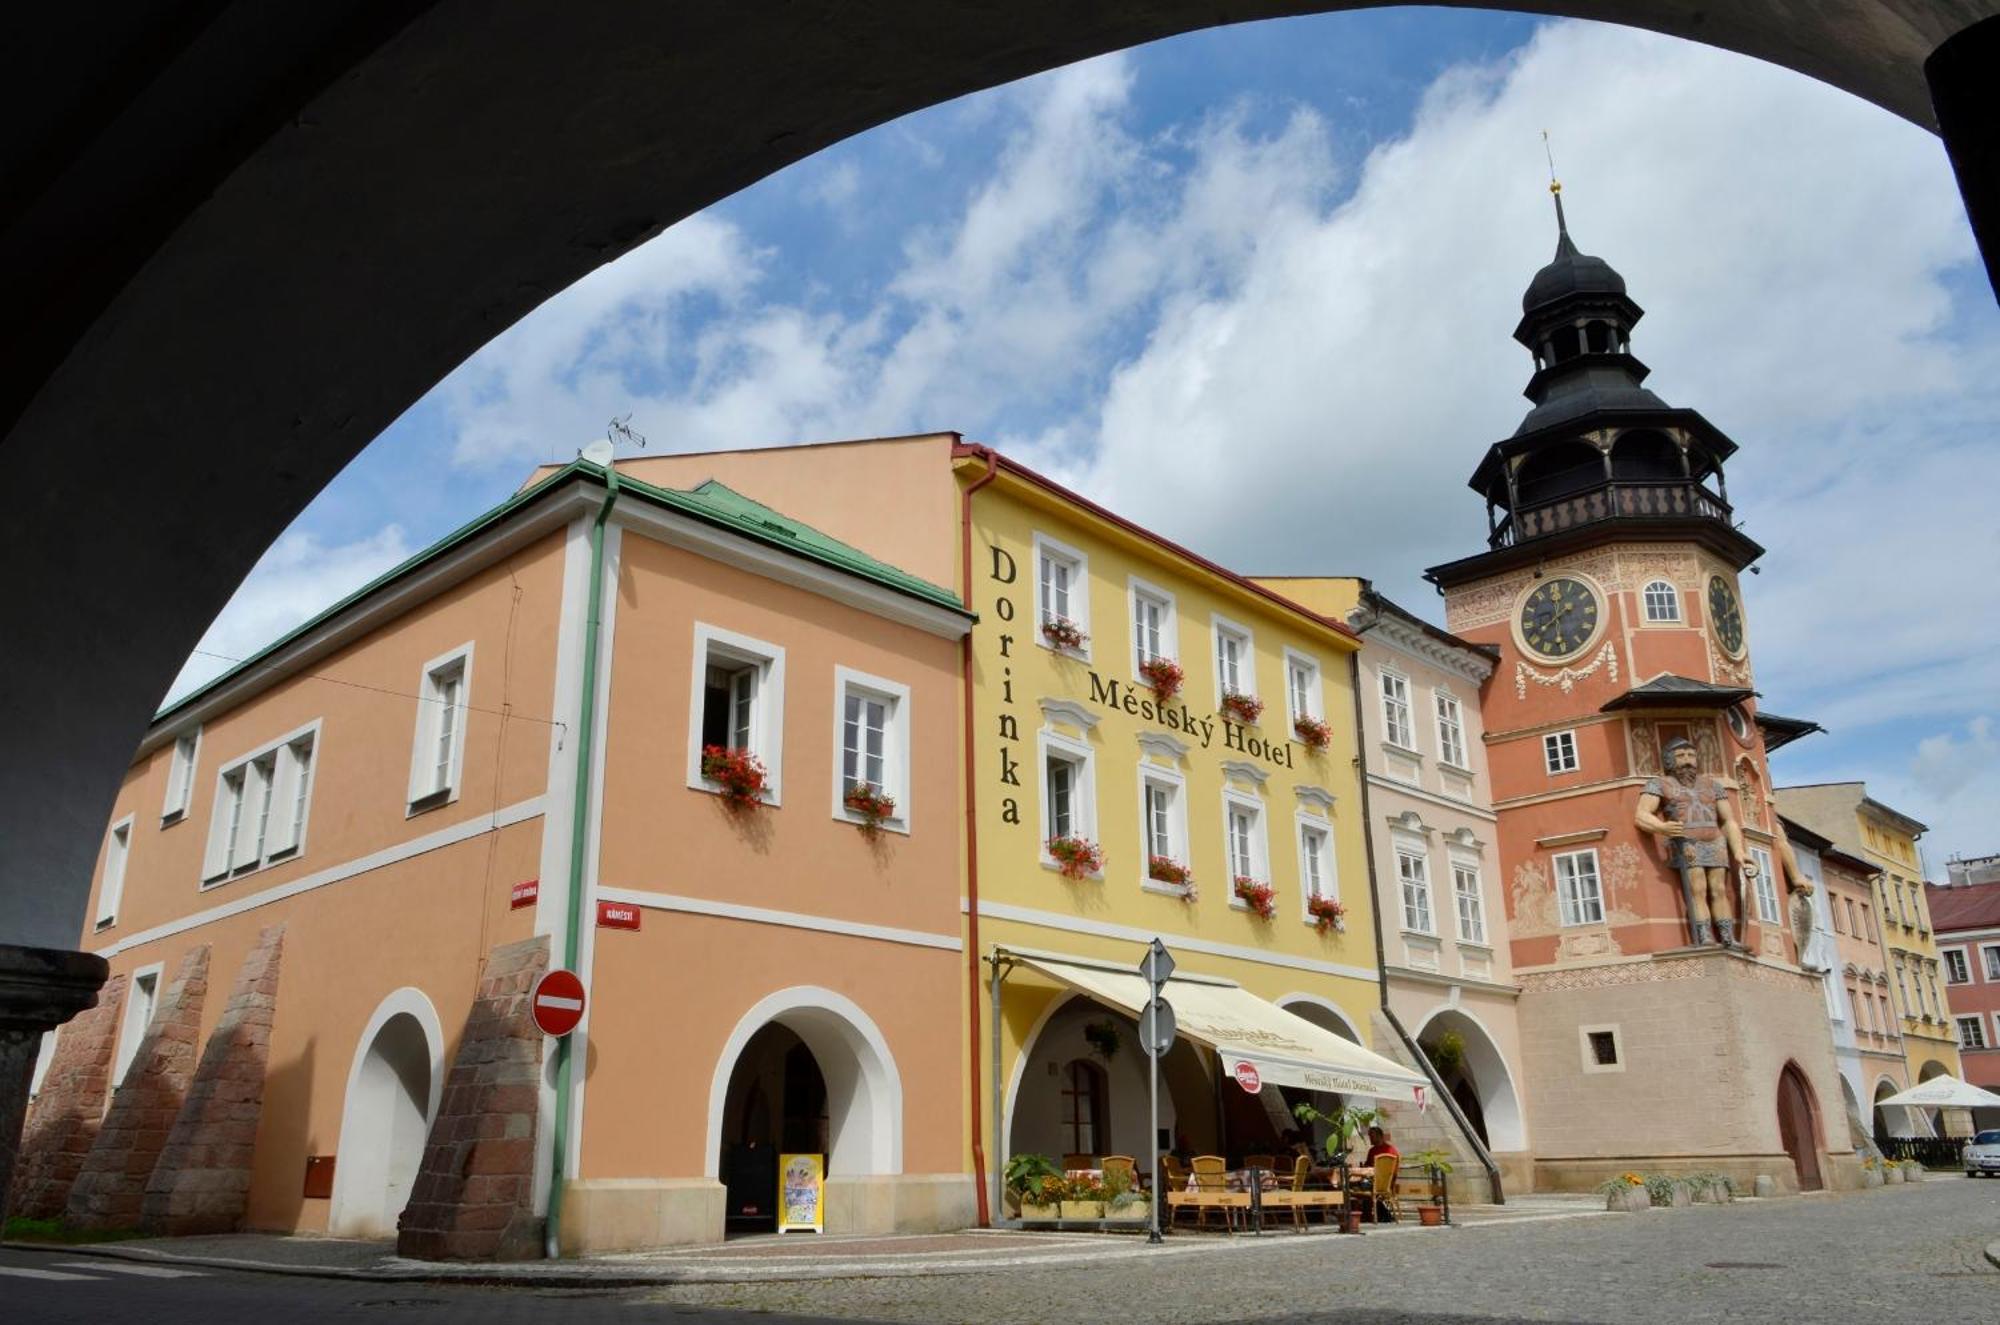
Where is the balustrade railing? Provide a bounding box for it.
[1491,480,1731,549]
[1877,1135,1965,1168]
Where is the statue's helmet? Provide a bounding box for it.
[1663,738,1698,764]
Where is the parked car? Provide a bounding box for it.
[1965,1129,2000,1178]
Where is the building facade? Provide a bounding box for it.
[1777,783,1963,1104]
[1424,189,1856,1194]
[1931,878,2000,1131]
[13,462,980,1252]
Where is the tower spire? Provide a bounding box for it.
[1542,131,1572,252]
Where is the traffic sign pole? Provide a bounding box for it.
[1141,938,1175,1246]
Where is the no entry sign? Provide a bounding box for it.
[1232,1060,1262,1094]
[532,969,586,1037]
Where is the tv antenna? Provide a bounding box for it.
[608,413,648,450]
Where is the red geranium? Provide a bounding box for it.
[1307,895,1347,934]
[843,782,897,831]
[1147,855,1193,888]
[1233,876,1277,919]
[1138,656,1184,700]
[1294,715,1334,751]
[1041,617,1088,651]
[1221,692,1264,724]
[700,745,767,809]
[1048,835,1104,879]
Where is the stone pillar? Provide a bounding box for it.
[397,935,547,1262]
[1929,15,2000,301]
[0,944,110,1230]
[8,973,128,1220]
[66,945,210,1230]
[140,925,284,1235]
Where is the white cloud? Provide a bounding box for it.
[164,525,415,706]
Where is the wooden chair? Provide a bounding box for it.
[1243,1153,1276,1173]
[1188,1154,1237,1231]
[1162,1154,1190,1192]
[1348,1153,1401,1223]
[1263,1154,1318,1229]
[1061,1153,1095,1173]
[1099,1155,1138,1192]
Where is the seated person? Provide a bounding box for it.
[1361,1126,1399,1168]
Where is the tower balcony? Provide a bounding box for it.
[1491,478,1732,550]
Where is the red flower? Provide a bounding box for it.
[1307,895,1347,934]
[1047,835,1104,880]
[1294,715,1334,751]
[700,745,768,809]
[1147,855,1193,888]
[843,782,897,831]
[1221,691,1264,724]
[1138,656,1184,700]
[1041,617,1088,651]
[1233,876,1277,919]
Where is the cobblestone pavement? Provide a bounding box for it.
[645,1177,2000,1323]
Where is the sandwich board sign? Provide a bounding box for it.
[777,1153,825,1233]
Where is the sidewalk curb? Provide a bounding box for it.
[1985,1240,2000,1272]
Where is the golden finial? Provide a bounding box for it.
[1542,130,1561,195]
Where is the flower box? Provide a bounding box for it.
[1047,835,1104,879]
[1220,691,1264,724]
[1020,1201,1062,1221]
[1605,1184,1652,1213]
[1293,715,1334,750]
[843,782,897,831]
[1233,876,1277,919]
[1138,656,1184,700]
[1041,617,1088,651]
[699,745,768,809]
[1306,895,1346,934]
[1104,1199,1148,1223]
[1147,856,1193,888]
[1059,1200,1106,1220]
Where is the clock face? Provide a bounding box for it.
[1726,705,1750,744]
[1518,576,1601,660]
[1708,575,1746,656]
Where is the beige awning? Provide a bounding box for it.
[1005,949,1429,1103]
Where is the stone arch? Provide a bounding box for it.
[1515,439,1607,507]
[1610,428,1682,481]
[1412,1005,1528,1152]
[328,987,444,1238]
[1275,993,1365,1044]
[704,986,902,1180]
[1002,992,1192,1165]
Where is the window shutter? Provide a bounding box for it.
[408,683,436,804]
[265,747,302,856]
[202,774,237,879]
[231,762,270,870]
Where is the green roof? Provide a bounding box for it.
[156,460,966,726]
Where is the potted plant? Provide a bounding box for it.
[1083,1018,1121,1061]
[1293,714,1334,751]
[1900,1159,1924,1183]
[1058,1174,1109,1220]
[1427,1029,1466,1076]
[1004,1153,1062,1217]
[1148,855,1193,889]
[1139,656,1184,700]
[1103,1167,1147,1223]
[1407,1147,1454,1226]
[700,745,768,809]
[1041,616,1088,652]
[1861,1156,1884,1187]
[1306,895,1346,934]
[1233,876,1277,919]
[842,781,896,832]
[1021,1173,1066,1222]
[1597,1172,1652,1212]
[1293,1100,1378,1232]
[1047,835,1104,879]
[1220,691,1264,724]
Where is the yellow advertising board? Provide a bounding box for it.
[777,1153,824,1233]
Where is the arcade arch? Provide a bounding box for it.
[328,989,444,1238]
[1004,994,1207,1164]
[1413,1006,1527,1153]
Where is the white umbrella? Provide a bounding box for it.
[1875,1074,2000,1110]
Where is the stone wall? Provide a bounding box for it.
[65,946,209,1230]
[8,974,126,1219]
[396,935,547,1261]
[139,925,284,1235]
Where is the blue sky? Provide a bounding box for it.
[175,11,2000,875]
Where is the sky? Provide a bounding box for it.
[170,11,2000,877]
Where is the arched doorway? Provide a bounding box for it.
[329,991,442,1238]
[717,1025,830,1230]
[1776,1062,1824,1191]
[1414,1008,1527,1153]
[1275,998,1368,1159]
[1006,996,1187,1164]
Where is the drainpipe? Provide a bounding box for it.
[961,445,999,1227]
[545,461,620,1258]
[1347,649,1504,1205]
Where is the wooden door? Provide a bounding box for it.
[1777,1064,1824,1191]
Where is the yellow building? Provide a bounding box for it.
[1778,783,1962,1100]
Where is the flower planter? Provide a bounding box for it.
[1293,715,1333,751]
[1885,1165,1906,1183]
[1041,618,1088,652]
[1862,1168,1883,1188]
[1233,877,1277,919]
[1047,835,1104,879]
[1104,1202,1148,1223]
[1605,1185,1652,1212]
[1707,1181,1733,1204]
[1220,692,1264,724]
[1417,1204,1444,1227]
[1339,1209,1364,1234]
[1139,656,1184,700]
[1902,1165,1924,1183]
[1020,1201,1062,1222]
[1059,1200,1107,1220]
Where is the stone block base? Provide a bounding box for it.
[1491,1150,1536,1198]
[1532,1152,1849,1195]
[822,1174,978,1236]
[556,1173,977,1253]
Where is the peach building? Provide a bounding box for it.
[17,461,976,1253]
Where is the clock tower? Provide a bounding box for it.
[1424,185,1858,1194]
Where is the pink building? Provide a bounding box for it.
[1932,879,2000,1130]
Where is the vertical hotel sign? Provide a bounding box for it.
[778,1153,824,1233]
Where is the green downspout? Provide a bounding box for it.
[546,463,619,1258]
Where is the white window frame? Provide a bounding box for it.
[407,641,474,813]
[1037,728,1098,873]
[160,728,200,825]
[1750,846,1780,924]
[1221,789,1270,904]
[1211,613,1256,707]
[1379,668,1415,752]
[1284,648,1323,731]
[1137,765,1190,895]
[113,961,163,1091]
[1450,856,1487,947]
[1641,579,1681,623]
[686,623,786,806]
[1982,945,2000,983]
[830,666,912,834]
[1554,848,1605,927]
[1127,575,1178,679]
[1941,946,1970,985]
[1033,531,1091,660]
[1543,729,1579,775]
[95,815,134,930]
[201,719,321,887]
[1394,840,1435,936]
[1958,1016,1988,1050]
[1433,689,1469,771]
[1579,1023,1625,1074]
[1295,814,1337,913]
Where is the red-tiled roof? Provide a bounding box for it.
[1928,880,2000,933]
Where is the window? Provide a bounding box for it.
[1047,755,1080,840]
[1927,970,1945,1022]
[1061,1059,1107,1156]
[1224,795,1267,885]
[1038,730,1096,867]
[1641,580,1681,623]
[1285,650,1322,731]
[1213,615,1254,703]
[1554,849,1605,926]
[1983,946,2000,982]
[1958,1016,1988,1050]
[686,624,785,804]
[1831,899,1846,934]
[1543,730,1579,774]
[1138,769,1189,889]
[1129,577,1176,675]
[95,817,133,929]
[1580,1023,1623,1074]
[408,644,472,810]
[1396,848,1434,934]
[1452,861,1487,946]
[1894,962,1911,1018]
[1435,692,1468,769]
[1588,1030,1619,1066]
[1297,821,1335,903]
[1034,532,1090,656]
[1944,949,1971,985]
[1380,671,1414,750]
[832,668,912,832]
[1750,846,1780,924]
[161,730,199,823]
[202,724,318,884]
[1861,902,1875,940]
[113,965,161,1089]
